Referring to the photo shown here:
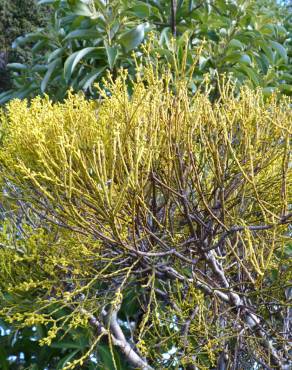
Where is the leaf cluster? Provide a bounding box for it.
[0,0,291,104]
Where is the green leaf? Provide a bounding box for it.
[260,24,276,36]
[151,48,173,61]
[130,2,151,18]
[15,85,38,100]
[228,39,244,50]
[48,48,65,63]
[104,42,118,69]
[280,73,292,82]
[64,47,99,82]
[0,347,9,370]
[284,243,292,257]
[51,341,84,349]
[12,33,47,48]
[97,344,116,369]
[32,40,48,54]
[7,63,28,71]
[32,64,48,72]
[279,83,292,94]
[270,269,279,282]
[56,349,80,370]
[221,52,241,64]
[239,54,252,65]
[38,0,56,4]
[120,288,140,317]
[270,41,288,63]
[119,23,149,52]
[0,90,16,105]
[159,27,171,49]
[41,59,61,93]
[262,86,275,96]
[64,29,101,41]
[256,53,270,74]
[237,64,260,86]
[72,2,93,17]
[199,56,209,70]
[79,67,105,91]
[257,40,275,64]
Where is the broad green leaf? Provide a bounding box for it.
[32,40,48,54]
[260,24,276,36]
[12,33,47,48]
[129,1,161,20]
[41,59,61,93]
[119,23,149,52]
[237,64,260,86]
[32,64,48,72]
[15,85,38,99]
[130,2,151,18]
[48,48,65,63]
[79,67,105,90]
[120,287,143,318]
[228,39,244,50]
[64,29,101,40]
[221,52,241,64]
[7,63,28,71]
[159,27,171,49]
[72,2,93,17]
[207,30,219,42]
[0,90,16,105]
[256,53,270,74]
[239,54,252,65]
[64,47,99,82]
[257,40,275,64]
[104,42,118,69]
[270,41,288,63]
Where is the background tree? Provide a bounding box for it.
[0,0,291,104]
[0,0,48,93]
[0,66,291,369]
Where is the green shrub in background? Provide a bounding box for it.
[0,0,48,93]
[0,0,291,104]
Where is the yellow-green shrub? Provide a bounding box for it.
[0,68,291,369]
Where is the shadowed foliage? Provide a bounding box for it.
[0,0,48,93]
[0,0,291,104]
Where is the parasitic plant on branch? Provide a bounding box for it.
[0,67,291,369]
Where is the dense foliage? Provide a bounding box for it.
[0,0,291,104]
[0,0,48,93]
[0,66,291,369]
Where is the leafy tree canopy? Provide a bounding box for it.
[0,0,291,104]
[0,0,49,94]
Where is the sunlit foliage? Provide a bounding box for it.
[0,67,291,368]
